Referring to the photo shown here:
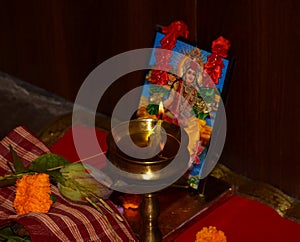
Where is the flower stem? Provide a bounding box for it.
[85,196,120,242]
[0,173,27,187]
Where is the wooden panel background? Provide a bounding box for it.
[0,0,299,199]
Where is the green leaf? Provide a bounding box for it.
[9,145,27,174]
[0,226,30,241]
[0,226,14,237]
[29,153,70,181]
[29,153,70,172]
[50,194,57,203]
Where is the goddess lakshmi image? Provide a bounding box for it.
[137,31,230,190]
[163,51,204,125]
[163,49,205,160]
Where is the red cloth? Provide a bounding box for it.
[50,125,108,163]
[0,126,137,242]
[170,195,300,242]
[50,126,300,242]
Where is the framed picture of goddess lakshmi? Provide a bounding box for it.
[136,28,232,190]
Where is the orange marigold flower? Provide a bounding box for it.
[14,173,53,215]
[195,226,227,242]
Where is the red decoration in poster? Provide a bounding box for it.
[160,21,189,49]
[151,21,189,85]
[203,36,230,87]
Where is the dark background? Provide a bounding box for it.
[1,0,300,200]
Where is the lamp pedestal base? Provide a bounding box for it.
[140,193,162,242]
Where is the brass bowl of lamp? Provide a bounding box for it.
[106,118,186,177]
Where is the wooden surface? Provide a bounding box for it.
[0,0,300,200]
[109,176,233,240]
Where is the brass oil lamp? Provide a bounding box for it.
[106,118,189,241]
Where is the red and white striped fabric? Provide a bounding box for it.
[0,126,138,242]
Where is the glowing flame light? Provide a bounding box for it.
[158,101,164,119]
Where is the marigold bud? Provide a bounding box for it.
[58,163,112,203]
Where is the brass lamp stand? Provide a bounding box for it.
[107,119,189,242]
[140,193,161,241]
